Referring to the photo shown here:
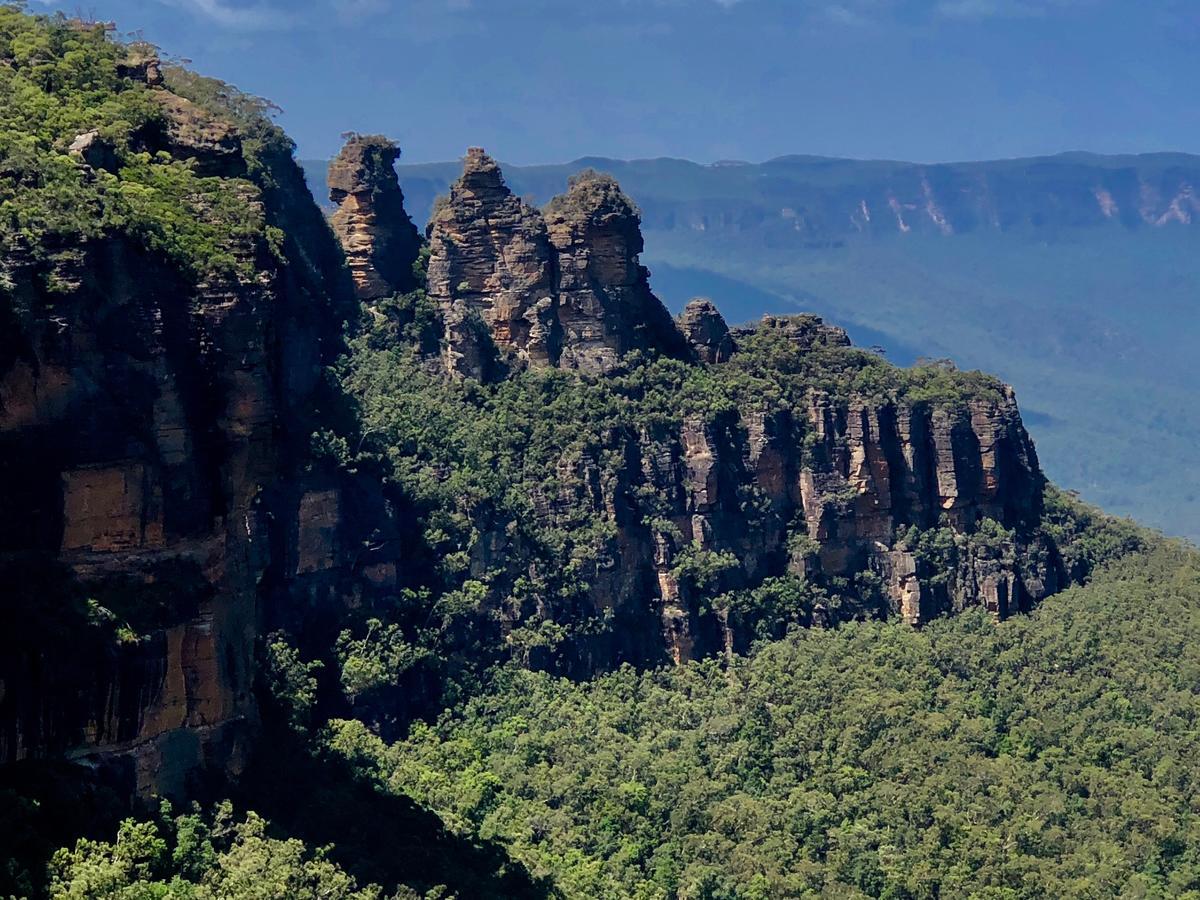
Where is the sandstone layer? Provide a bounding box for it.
[0,67,402,798]
[502,322,1057,668]
[326,144,1064,669]
[328,134,422,301]
[543,170,691,372]
[678,298,734,363]
[422,150,691,378]
[426,148,559,378]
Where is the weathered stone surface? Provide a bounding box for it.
[421,155,692,378]
[60,463,165,553]
[0,230,276,795]
[883,550,923,625]
[148,91,243,174]
[116,46,163,86]
[544,170,690,373]
[678,298,734,364]
[328,134,422,301]
[67,129,117,173]
[295,489,340,575]
[503,326,1058,670]
[425,148,558,378]
[0,87,402,799]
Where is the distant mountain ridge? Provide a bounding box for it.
[304,150,1200,237]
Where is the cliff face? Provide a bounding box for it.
[677,298,734,364]
[0,55,400,797]
[389,152,1200,241]
[543,171,691,372]
[1,24,1067,801]
[521,327,1056,668]
[425,148,559,378]
[422,149,690,378]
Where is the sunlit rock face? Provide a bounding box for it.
[328,134,422,301]
[421,151,691,379]
[678,298,734,364]
[332,143,1059,670]
[425,148,560,378]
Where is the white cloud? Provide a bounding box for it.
[938,0,1021,17]
[823,3,876,25]
[154,0,299,30]
[331,0,391,20]
[937,0,1092,18]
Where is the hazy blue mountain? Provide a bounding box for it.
[302,154,1200,538]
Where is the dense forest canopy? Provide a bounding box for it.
[42,540,1200,899]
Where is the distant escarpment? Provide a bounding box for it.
[0,21,404,798]
[379,151,1200,242]
[332,139,1064,673]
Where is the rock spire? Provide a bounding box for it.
[328,134,422,301]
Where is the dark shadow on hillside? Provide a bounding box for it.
[0,759,136,898]
[233,729,556,900]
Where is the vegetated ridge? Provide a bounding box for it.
[306,151,1200,541]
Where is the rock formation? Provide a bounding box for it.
[3,38,1069,807]
[543,170,691,372]
[148,91,244,175]
[327,143,1061,667]
[0,67,402,798]
[328,134,422,301]
[519,349,1056,667]
[420,152,691,378]
[425,148,558,378]
[678,298,734,363]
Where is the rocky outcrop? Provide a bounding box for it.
[425,148,558,378]
[333,145,1060,667]
[0,13,1075,835]
[506,324,1057,669]
[148,91,243,176]
[544,171,691,372]
[0,79,401,798]
[328,134,422,301]
[420,153,691,378]
[678,298,734,363]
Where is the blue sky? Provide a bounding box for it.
[29,0,1200,164]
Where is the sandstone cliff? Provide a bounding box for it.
[328,143,1064,670]
[678,298,734,363]
[3,27,1068,803]
[504,323,1058,668]
[543,170,691,372]
[426,148,559,378]
[0,53,402,798]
